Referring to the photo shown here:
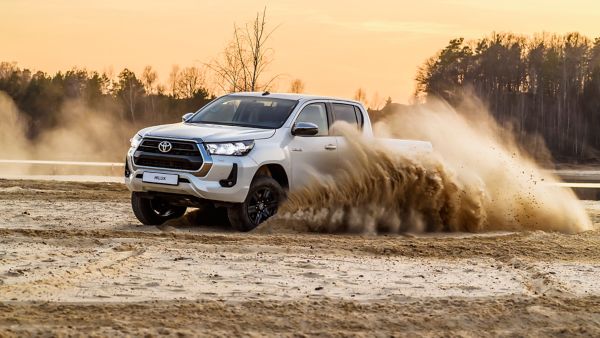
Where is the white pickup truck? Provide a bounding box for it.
[125,92,431,231]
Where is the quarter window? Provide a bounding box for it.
[294,103,329,136]
[354,106,364,127]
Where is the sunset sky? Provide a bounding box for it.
[2,0,600,104]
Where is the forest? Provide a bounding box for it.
[415,32,600,162]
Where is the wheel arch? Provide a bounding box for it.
[254,163,289,190]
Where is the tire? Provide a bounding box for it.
[228,176,284,232]
[131,192,187,225]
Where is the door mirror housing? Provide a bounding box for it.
[291,122,319,136]
[182,112,194,122]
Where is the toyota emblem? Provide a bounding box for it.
[158,141,172,153]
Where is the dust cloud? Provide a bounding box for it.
[32,100,133,161]
[262,97,592,234]
[0,91,29,159]
[0,91,134,175]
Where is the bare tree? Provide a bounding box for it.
[141,65,158,114]
[354,88,367,105]
[0,62,18,79]
[209,42,244,92]
[141,66,158,94]
[370,91,383,110]
[168,65,180,98]
[209,7,278,93]
[176,66,207,98]
[244,7,278,91]
[289,78,305,93]
[156,84,166,96]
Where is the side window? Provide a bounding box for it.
[294,103,329,136]
[332,103,359,128]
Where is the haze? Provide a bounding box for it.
[2,0,600,103]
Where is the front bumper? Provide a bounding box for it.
[125,146,258,204]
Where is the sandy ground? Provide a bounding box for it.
[1,179,600,336]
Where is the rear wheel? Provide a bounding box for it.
[131,192,187,225]
[228,176,284,232]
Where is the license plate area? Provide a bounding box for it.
[142,172,179,186]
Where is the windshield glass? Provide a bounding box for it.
[188,95,298,129]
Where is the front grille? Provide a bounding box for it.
[134,138,204,171]
[135,157,201,171]
[138,138,200,156]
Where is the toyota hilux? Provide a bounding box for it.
[125,92,431,231]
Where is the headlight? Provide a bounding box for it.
[205,140,254,156]
[130,134,142,148]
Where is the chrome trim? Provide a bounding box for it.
[132,136,214,177]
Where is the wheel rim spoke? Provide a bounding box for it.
[246,187,279,225]
[151,200,174,216]
[254,212,262,224]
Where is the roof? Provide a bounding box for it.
[231,92,362,105]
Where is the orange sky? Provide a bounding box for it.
[2,0,600,104]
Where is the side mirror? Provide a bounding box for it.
[292,122,319,136]
[182,112,194,122]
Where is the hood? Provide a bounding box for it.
[140,123,276,143]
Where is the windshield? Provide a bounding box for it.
[188,95,298,129]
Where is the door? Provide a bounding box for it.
[287,102,338,189]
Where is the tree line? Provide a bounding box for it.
[415,32,600,162]
[0,61,213,137]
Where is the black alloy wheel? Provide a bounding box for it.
[246,186,279,225]
[227,176,284,232]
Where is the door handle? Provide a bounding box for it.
[324,144,337,150]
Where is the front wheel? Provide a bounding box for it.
[131,192,187,225]
[228,176,284,232]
